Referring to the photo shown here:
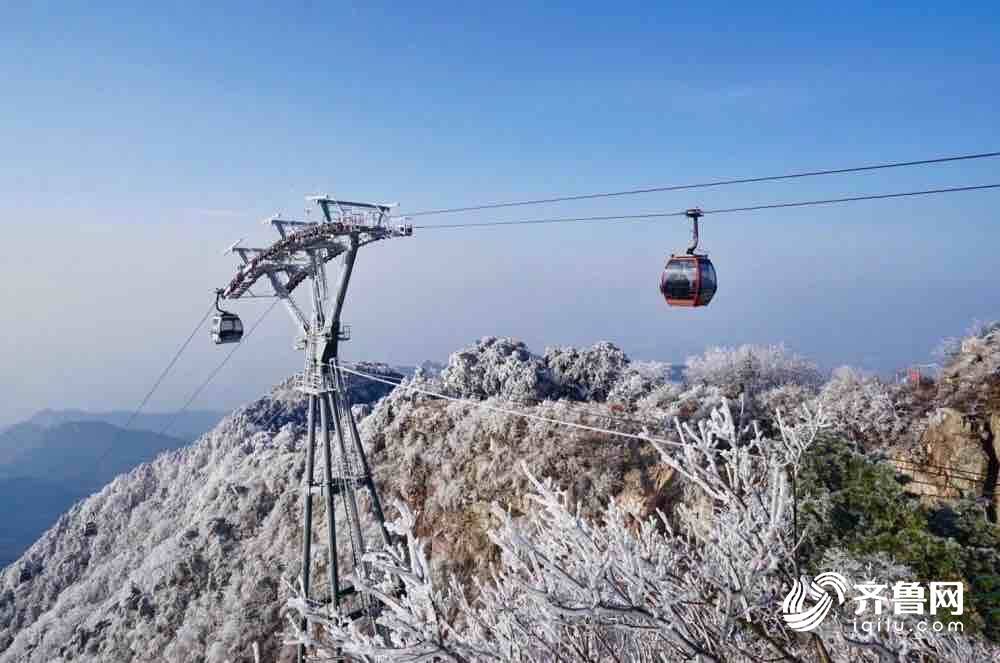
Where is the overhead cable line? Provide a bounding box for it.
[338,361,676,431]
[406,151,1000,217]
[279,368,997,497]
[123,303,217,434]
[902,478,997,497]
[887,457,987,481]
[338,365,689,448]
[416,210,686,229]
[700,183,1000,215]
[414,183,1000,230]
[88,303,216,474]
[254,363,671,435]
[160,299,279,436]
[894,466,985,484]
[338,365,1000,475]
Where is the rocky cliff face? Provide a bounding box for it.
[892,328,1000,515]
[0,343,683,663]
[900,408,993,495]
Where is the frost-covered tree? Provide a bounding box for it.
[441,337,558,402]
[815,367,902,448]
[934,319,1000,362]
[684,344,824,397]
[606,362,675,407]
[758,384,817,425]
[543,342,629,401]
[287,403,993,661]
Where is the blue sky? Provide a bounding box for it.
[0,2,998,425]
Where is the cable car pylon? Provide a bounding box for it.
[214,196,413,661]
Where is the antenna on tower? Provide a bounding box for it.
[214,196,413,660]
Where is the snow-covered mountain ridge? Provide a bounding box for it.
[3,335,1000,661]
[0,344,670,662]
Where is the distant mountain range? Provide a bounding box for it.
[23,408,224,440]
[0,409,222,569]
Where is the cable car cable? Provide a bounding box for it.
[338,360,676,432]
[274,368,996,496]
[337,363,1000,476]
[901,478,991,495]
[886,457,987,481]
[338,364,690,448]
[405,151,1000,217]
[124,303,217,434]
[416,210,687,229]
[86,302,217,477]
[257,358,681,435]
[340,368,998,480]
[700,183,1000,216]
[160,299,279,436]
[892,464,985,482]
[413,183,1000,230]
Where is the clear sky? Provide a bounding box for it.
[1,2,998,426]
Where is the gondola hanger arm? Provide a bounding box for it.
[685,208,703,255]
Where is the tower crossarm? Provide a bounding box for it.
[221,223,411,301]
[222,227,347,299]
[268,217,318,239]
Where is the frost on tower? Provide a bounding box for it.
[214,197,413,659]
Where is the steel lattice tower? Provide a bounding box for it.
[216,197,412,660]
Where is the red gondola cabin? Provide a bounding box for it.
[660,208,717,307]
[660,254,717,307]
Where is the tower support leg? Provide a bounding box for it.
[335,361,392,548]
[320,391,341,607]
[328,382,388,635]
[298,395,317,663]
[297,338,396,655]
[328,390,367,569]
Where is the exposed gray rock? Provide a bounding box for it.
[890,326,1000,516]
[893,408,994,502]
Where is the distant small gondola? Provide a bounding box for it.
[660,208,717,307]
[211,290,244,344]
